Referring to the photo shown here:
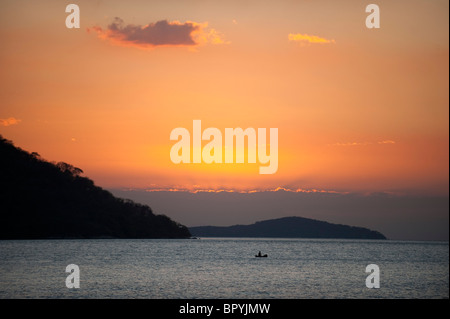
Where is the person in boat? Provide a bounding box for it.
[257,251,262,257]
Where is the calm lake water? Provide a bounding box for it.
[0,238,448,299]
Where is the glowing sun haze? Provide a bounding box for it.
[0,0,448,196]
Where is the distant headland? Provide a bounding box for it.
[189,216,387,240]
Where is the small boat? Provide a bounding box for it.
[255,252,268,257]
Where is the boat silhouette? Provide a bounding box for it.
[255,251,268,258]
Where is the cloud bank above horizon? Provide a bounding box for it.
[110,188,449,241]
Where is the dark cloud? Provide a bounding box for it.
[89,18,225,48]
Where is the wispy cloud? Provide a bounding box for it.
[377,140,396,145]
[88,18,227,49]
[330,142,370,147]
[0,117,21,127]
[288,33,335,45]
[329,140,396,147]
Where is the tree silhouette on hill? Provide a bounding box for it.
[0,135,191,239]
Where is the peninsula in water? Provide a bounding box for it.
[189,217,387,239]
[0,135,190,239]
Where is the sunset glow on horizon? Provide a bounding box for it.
[0,0,448,196]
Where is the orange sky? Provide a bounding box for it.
[0,0,448,195]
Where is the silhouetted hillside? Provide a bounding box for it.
[190,217,386,239]
[0,135,190,239]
